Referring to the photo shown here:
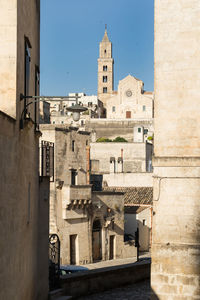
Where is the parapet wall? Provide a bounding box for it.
[61,261,150,298]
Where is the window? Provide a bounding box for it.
[138,128,141,133]
[86,140,88,146]
[143,105,146,111]
[53,121,55,124]
[24,37,31,118]
[144,129,148,135]
[103,65,107,71]
[25,38,31,97]
[72,140,75,152]
[112,106,116,112]
[71,169,77,186]
[103,87,107,93]
[143,219,146,226]
[103,76,107,83]
[126,111,131,118]
[104,49,107,54]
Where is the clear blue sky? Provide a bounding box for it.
[40,0,154,96]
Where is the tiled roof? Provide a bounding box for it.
[103,187,153,206]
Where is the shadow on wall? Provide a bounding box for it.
[151,288,160,299]
[137,219,151,252]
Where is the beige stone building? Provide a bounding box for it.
[106,75,153,120]
[0,1,50,300]
[40,124,135,264]
[151,0,200,299]
[40,124,138,264]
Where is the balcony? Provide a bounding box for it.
[61,184,92,219]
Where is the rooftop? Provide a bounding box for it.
[103,187,153,206]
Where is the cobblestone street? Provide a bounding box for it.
[77,280,150,300]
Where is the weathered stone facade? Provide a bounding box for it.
[41,124,137,264]
[90,142,152,174]
[151,1,200,299]
[106,75,153,120]
[0,1,49,300]
[86,119,154,143]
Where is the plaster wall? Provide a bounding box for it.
[90,142,146,173]
[137,207,151,252]
[103,172,153,187]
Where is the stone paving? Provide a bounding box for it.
[76,280,150,300]
[85,252,150,270]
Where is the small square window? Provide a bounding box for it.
[103,65,107,71]
[103,87,107,93]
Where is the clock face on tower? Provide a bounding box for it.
[126,90,132,97]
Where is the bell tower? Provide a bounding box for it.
[97,26,114,109]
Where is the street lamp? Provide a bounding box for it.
[66,103,88,122]
[19,94,88,129]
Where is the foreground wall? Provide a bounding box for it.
[0,1,49,299]
[151,1,200,298]
[61,261,150,298]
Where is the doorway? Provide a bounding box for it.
[70,234,77,265]
[109,235,115,260]
[92,219,102,262]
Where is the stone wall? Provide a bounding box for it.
[40,125,92,265]
[90,142,147,173]
[86,119,154,142]
[0,1,49,299]
[61,261,150,298]
[151,1,200,298]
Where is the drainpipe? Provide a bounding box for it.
[86,145,90,184]
[121,148,123,173]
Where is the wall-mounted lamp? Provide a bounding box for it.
[19,94,88,129]
[66,103,88,122]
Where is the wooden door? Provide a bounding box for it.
[92,219,102,261]
[109,235,115,260]
[70,234,77,265]
[126,111,131,118]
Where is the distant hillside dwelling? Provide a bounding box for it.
[106,75,153,119]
